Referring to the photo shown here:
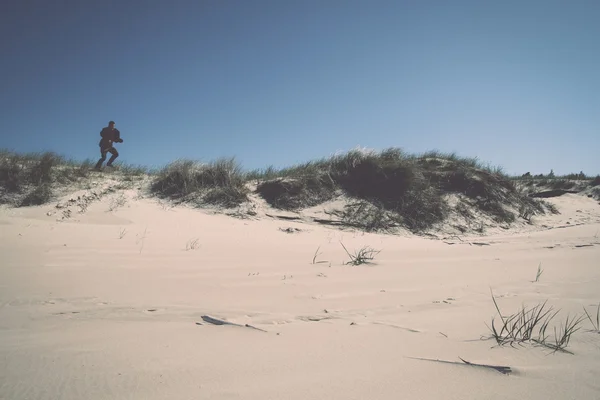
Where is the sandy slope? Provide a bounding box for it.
[1,187,600,399]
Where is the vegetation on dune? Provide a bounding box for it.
[251,148,556,231]
[516,170,598,181]
[149,157,249,208]
[1,147,596,232]
[486,290,589,354]
[511,170,600,203]
[514,170,600,191]
[0,149,147,206]
[0,151,88,205]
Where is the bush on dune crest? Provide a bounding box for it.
[0,149,147,206]
[0,151,83,205]
[254,148,446,230]
[0,148,576,232]
[254,147,552,231]
[150,157,249,207]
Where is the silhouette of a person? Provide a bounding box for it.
[95,120,123,169]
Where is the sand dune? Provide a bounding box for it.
[1,182,600,399]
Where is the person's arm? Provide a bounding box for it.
[114,129,123,143]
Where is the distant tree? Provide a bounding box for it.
[548,169,555,178]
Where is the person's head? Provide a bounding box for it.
[108,121,115,128]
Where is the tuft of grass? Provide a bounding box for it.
[340,242,380,266]
[186,238,200,251]
[312,246,325,264]
[245,165,280,182]
[150,157,249,207]
[518,196,553,222]
[0,150,97,206]
[547,314,586,353]
[486,290,585,354]
[251,147,544,232]
[533,262,544,282]
[112,162,150,176]
[582,302,599,333]
[119,228,127,239]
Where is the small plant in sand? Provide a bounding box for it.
[186,238,200,251]
[311,245,328,264]
[486,290,585,354]
[119,228,127,239]
[533,262,543,282]
[340,242,380,266]
[582,302,599,333]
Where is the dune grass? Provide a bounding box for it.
[149,157,249,207]
[0,149,148,206]
[252,147,552,231]
[487,291,585,354]
[1,150,89,205]
[340,242,381,266]
[582,302,599,333]
[533,262,544,283]
[0,147,583,233]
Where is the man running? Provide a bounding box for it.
[94,120,123,170]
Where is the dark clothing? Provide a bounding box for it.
[95,126,122,169]
[95,146,119,169]
[99,127,121,148]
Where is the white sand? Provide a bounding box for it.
[1,188,599,399]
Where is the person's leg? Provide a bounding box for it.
[95,148,108,169]
[106,147,119,166]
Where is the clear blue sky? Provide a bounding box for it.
[1,0,598,175]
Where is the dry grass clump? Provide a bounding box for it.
[486,291,585,354]
[150,157,249,207]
